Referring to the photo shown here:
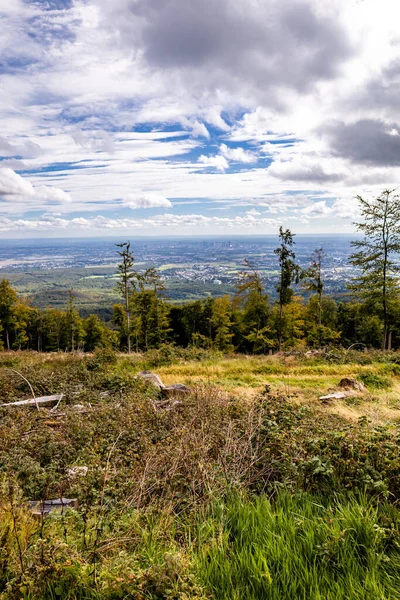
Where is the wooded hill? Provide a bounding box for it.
[0,190,400,354]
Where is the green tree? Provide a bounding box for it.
[11,301,33,350]
[274,227,300,351]
[144,268,170,348]
[84,314,114,351]
[305,296,340,348]
[182,300,205,345]
[281,296,306,350]
[116,241,136,353]
[62,290,85,351]
[349,189,400,350]
[42,308,64,351]
[112,303,128,351]
[211,296,234,352]
[235,260,272,353]
[301,248,324,326]
[0,279,17,350]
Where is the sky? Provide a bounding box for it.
[1,0,400,238]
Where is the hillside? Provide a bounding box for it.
[1,349,400,599]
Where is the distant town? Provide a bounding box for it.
[0,235,356,310]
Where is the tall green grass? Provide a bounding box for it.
[195,493,400,600]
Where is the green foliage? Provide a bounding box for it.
[235,261,272,353]
[196,493,400,600]
[84,314,116,352]
[0,278,17,350]
[349,189,400,350]
[358,371,392,389]
[274,228,301,351]
[211,296,234,352]
[86,347,118,370]
[0,353,400,598]
[274,227,300,309]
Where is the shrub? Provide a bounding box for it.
[86,347,117,370]
[358,371,392,389]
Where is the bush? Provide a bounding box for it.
[358,371,392,389]
[86,347,117,370]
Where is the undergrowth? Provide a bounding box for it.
[196,493,400,600]
[0,350,400,598]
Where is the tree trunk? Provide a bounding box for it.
[126,309,131,354]
[388,330,393,351]
[278,302,283,352]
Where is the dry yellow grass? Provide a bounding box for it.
[153,356,400,425]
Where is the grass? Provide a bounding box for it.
[195,493,400,600]
[1,349,400,598]
[144,355,400,424]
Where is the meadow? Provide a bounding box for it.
[1,349,400,599]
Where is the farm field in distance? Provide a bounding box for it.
[0,235,355,311]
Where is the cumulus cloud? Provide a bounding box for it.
[331,197,360,220]
[0,168,71,205]
[2,0,400,233]
[220,144,257,163]
[98,0,352,102]
[189,121,210,139]
[71,129,115,153]
[0,212,282,234]
[204,107,230,132]
[302,200,333,217]
[196,144,257,174]
[325,119,400,166]
[0,168,35,196]
[35,186,72,203]
[268,157,343,183]
[123,193,172,209]
[198,154,229,172]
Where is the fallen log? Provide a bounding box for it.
[0,394,63,408]
[27,497,78,518]
[319,391,352,402]
[161,383,191,398]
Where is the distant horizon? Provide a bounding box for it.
[0,232,357,244]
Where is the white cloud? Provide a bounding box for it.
[268,156,343,183]
[123,193,172,209]
[204,107,230,132]
[220,143,257,163]
[332,197,360,219]
[0,168,71,207]
[302,201,333,217]
[35,186,72,204]
[2,0,400,233]
[190,121,210,139]
[198,154,229,172]
[0,167,35,197]
[0,211,283,235]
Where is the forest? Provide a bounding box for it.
[0,190,399,355]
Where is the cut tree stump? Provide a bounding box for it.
[137,371,166,389]
[339,378,366,391]
[137,371,191,409]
